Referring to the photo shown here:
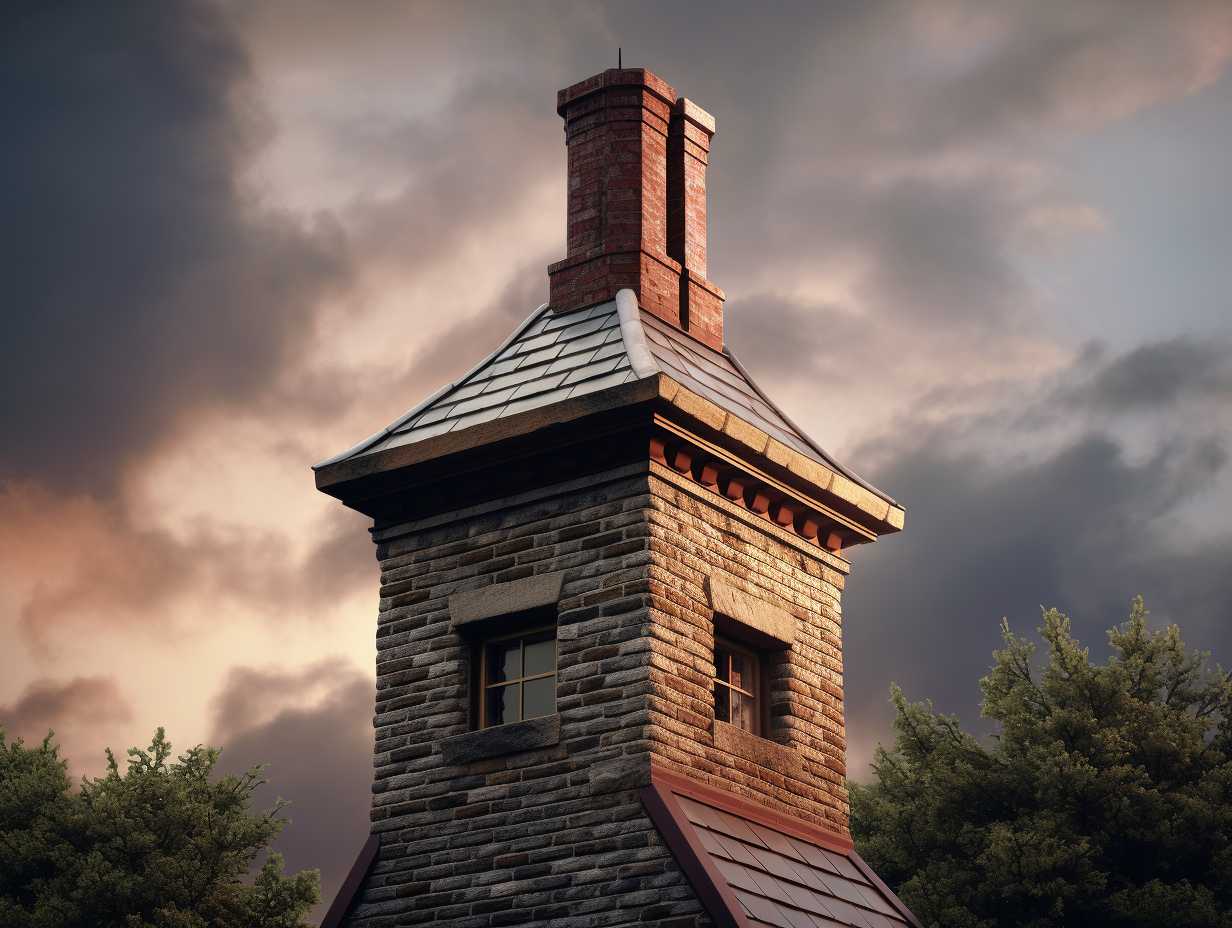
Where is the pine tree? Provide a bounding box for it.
[0,729,318,928]
[851,598,1232,928]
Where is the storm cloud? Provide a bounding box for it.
[0,675,132,740]
[842,337,1232,769]
[1,482,375,654]
[1,0,1230,899]
[211,659,374,922]
[1,1,350,492]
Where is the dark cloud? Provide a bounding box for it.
[1075,337,1232,411]
[0,0,350,492]
[842,345,1232,771]
[211,660,373,922]
[9,489,374,655]
[3,0,1231,874]
[288,257,550,457]
[336,85,561,276]
[0,676,132,742]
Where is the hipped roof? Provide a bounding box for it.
[315,291,897,518]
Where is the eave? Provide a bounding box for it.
[316,374,904,548]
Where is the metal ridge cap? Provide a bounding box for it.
[311,302,552,470]
[723,349,900,509]
[616,288,659,379]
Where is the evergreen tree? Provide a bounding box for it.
[0,728,318,928]
[851,598,1232,928]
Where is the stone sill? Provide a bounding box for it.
[439,715,561,765]
[712,720,803,780]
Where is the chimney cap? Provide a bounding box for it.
[557,67,677,116]
[673,97,715,134]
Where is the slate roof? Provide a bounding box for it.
[315,293,889,504]
[643,773,920,928]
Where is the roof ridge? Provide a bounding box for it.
[615,288,659,378]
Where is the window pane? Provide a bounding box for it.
[714,682,730,724]
[715,647,730,683]
[485,683,519,727]
[524,637,555,677]
[488,640,521,684]
[729,651,749,692]
[731,689,756,732]
[523,676,555,720]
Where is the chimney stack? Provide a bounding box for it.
[547,68,726,350]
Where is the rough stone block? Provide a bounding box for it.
[448,572,564,629]
[707,577,796,647]
[439,715,562,765]
[588,756,651,795]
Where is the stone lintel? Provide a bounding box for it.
[449,572,564,629]
[707,577,796,647]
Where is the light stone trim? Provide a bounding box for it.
[448,571,564,629]
[707,576,796,647]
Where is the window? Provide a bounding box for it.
[479,627,557,728]
[714,638,763,734]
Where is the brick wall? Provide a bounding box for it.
[341,446,856,924]
[642,464,853,835]
[344,464,708,927]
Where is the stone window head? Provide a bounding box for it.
[706,578,798,744]
[448,572,565,733]
[713,637,766,735]
[478,626,557,729]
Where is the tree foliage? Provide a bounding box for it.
[851,598,1232,928]
[0,728,318,928]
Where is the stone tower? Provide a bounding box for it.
[315,67,917,928]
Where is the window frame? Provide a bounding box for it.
[713,635,769,736]
[476,623,558,730]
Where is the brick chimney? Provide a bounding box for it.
[547,68,726,350]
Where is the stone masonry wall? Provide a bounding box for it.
[643,463,854,835]
[344,464,709,927]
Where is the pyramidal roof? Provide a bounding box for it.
[315,291,892,507]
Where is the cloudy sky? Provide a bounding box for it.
[4,0,1231,913]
